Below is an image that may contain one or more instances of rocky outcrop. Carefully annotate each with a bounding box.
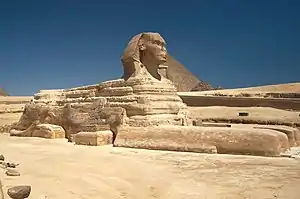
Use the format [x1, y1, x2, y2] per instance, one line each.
[74, 131, 113, 146]
[114, 126, 289, 156]
[190, 80, 214, 91]
[11, 100, 126, 141]
[7, 186, 31, 199]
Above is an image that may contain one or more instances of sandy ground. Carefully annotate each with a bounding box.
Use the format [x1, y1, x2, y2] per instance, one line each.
[0, 133, 300, 199]
[188, 106, 300, 124]
[0, 96, 32, 103]
[179, 82, 300, 96]
[0, 113, 23, 126]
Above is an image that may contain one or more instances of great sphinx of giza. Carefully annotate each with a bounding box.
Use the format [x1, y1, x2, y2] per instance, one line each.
[96, 32, 191, 127]
[10, 32, 292, 157]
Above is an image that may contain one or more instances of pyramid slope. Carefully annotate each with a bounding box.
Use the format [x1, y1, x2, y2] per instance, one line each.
[165, 55, 213, 92]
[0, 88, 8, 96]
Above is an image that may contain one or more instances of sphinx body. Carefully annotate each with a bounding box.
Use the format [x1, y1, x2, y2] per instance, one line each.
[97, 70, 191, 127]
[96, 32, 191, 127]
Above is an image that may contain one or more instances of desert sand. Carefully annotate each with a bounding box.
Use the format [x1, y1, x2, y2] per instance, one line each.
[179, 82, 300, 97]
[0, 133, 300, 199]
[189, 106, 300, 125]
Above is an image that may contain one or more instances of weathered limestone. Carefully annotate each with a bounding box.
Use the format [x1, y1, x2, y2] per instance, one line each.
[254, 126, 300, 147]
[5, 168, 20, 177]
[103, 32, 290, 156]
[96, 33, 192, 127]
[61, 103, 125, 141]
[10, 32, 292, 157]
[0, 97, 32, 130]
[7, 185, 31, 199]
[10, 100, 126, 141]
[10, 123, 65, 139]
[201, 122, 300, 147]
[31, 124, 65, 139]
[74, 131, 113, 146]
[114, 126, 289, 156]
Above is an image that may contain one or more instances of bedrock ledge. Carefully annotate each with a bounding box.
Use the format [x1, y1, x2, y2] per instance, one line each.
[113, 126, 290, 157]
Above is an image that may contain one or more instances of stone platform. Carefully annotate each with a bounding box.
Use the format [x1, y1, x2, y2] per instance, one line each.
[114, 126, 289, 157]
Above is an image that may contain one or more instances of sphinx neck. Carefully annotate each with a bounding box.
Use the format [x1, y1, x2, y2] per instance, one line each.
[141, 59, 162, 80]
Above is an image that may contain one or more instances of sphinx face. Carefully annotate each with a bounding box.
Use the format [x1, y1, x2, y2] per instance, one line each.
[142, 35, 168, 66]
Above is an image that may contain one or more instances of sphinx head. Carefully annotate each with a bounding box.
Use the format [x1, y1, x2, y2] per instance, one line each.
[121, 32, 168, 80]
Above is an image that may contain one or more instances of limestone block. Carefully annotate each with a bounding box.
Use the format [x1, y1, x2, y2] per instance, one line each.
[114, 126, 290, 157]
[63, 104, 126, 136]
[204, 123, 300, 147]
[64, 89, 96, 98]
[32, 124, 65, 139]
[99, 87, 133, 96]
[56, 97, 106, 106]
[254, 126, 299, 147]
[67, 84, 98, 91]
[132, 84, 177, 94]
[192, 118, 203, 126]
[74, 131, 113, 146]
[97, 79, 126, 91]
[125, 114, 188, 127]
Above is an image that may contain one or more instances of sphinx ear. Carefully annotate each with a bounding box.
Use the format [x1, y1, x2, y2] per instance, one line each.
[139, 44, 146, 51]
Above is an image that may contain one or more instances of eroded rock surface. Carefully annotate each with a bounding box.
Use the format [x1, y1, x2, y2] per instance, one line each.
[7, 185, 31, 199]
[74, 131, 113, 146]
[114, 126, 289, 156]
[9, 32, 293, 157]
[5, 168, 20, 177]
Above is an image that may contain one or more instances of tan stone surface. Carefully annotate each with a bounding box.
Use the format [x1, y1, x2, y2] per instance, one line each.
[96, 32, 192, 126]
[0, 113, 23, 126]
[61, 104, 125, 140]
[114, 126, 289, 157]
[1, 134, 300, 199]
[202, 122, 300, 147]
[32, 124, 65, 139]
[0, 96, 32, 127]
[179, 95, 300, 111]
[0, 96, 32, 103]
[26, 33, 192, 130]
[188, 106, 300, 126]
[7, 32, 295, 158]
[74, 131, 113, 146]
[0, 104, 26, 114]
[179, 82, 300, 97]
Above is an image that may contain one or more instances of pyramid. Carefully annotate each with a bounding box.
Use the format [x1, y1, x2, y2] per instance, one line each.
[165, 55, 213, 92]
[0, 88, 8, 96]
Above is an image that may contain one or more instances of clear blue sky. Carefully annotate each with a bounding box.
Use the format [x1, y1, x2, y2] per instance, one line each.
[0, 0, 299, 96]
